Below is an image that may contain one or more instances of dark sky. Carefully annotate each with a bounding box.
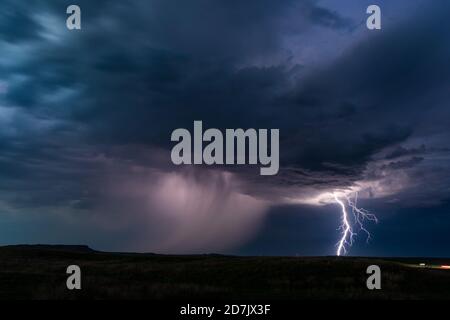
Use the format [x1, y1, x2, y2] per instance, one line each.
[0, 0, 449, 256]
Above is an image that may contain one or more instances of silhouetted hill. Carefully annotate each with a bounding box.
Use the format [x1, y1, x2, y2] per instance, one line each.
[3, 244, 96, 253]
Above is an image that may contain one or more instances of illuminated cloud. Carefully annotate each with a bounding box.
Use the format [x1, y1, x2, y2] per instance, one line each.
[82, 164, 269, 253]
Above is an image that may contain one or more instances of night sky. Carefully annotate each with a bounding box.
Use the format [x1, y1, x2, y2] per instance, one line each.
[0, 0, 449, 256]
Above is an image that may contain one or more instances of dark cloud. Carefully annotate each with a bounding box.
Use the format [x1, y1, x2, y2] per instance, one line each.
[384, 145, 426, 160]
[0, 2, 40, 43]
[381, 156, 424, 170]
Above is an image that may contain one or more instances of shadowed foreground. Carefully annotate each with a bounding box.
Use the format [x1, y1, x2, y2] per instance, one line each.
[0, 245, 449, 300]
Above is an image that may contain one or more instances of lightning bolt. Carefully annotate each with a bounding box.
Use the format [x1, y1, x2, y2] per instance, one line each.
[333, 192, 378, 256]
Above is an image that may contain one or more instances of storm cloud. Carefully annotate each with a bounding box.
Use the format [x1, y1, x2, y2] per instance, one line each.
[0, 0, 449, 254]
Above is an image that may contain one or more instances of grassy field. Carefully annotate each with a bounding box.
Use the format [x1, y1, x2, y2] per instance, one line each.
[0, 245, 449, 300]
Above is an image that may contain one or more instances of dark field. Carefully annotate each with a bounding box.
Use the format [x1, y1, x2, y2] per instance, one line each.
[0, 245, 449, 300]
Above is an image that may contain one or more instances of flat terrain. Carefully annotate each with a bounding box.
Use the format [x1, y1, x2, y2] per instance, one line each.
[0, 245, 449, 300]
